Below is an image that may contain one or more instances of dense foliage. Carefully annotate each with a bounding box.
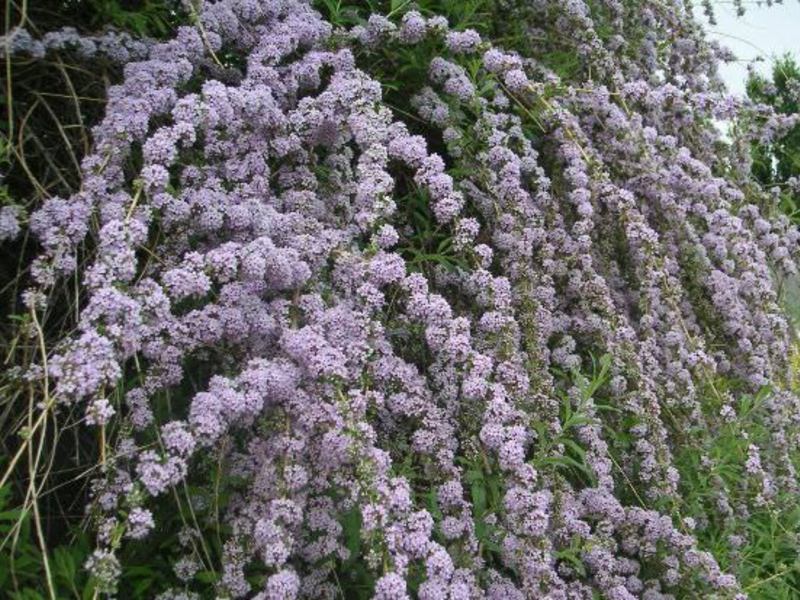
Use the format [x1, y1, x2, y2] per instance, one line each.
[2, 1, 800, 599]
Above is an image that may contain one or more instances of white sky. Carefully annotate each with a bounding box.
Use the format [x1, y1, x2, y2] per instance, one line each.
[702, 1, 800, 95]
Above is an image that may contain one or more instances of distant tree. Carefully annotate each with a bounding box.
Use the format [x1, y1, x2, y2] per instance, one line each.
[747, 55, 800, 221]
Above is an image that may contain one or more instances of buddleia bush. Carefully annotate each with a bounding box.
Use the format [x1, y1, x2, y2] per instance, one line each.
[3, 0, 800, 598]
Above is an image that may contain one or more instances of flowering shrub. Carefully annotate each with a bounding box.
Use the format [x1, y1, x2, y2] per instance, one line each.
[4, 0, 800, 598]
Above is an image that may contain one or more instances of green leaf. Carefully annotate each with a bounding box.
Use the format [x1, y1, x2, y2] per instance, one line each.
[342, 507, 362, 561]
[471, 479, 487, 517]
[53, 546, 77, 582]
[196, 570, 220, 584]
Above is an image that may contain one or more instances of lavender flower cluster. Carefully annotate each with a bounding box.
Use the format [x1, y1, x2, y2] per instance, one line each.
[16, 0, 800, 598]
[1, 25, 151, 63]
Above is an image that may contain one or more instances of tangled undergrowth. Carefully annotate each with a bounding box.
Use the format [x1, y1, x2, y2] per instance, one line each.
[2, 0, 800, 598]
